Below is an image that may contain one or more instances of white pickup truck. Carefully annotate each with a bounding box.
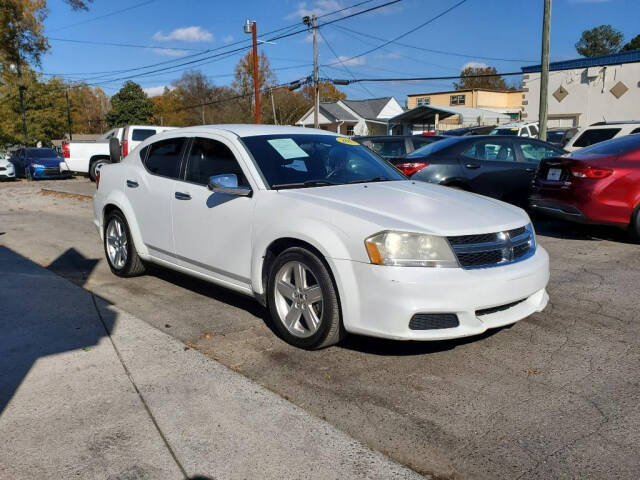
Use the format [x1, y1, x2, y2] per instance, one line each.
[63, 125, 175, 180]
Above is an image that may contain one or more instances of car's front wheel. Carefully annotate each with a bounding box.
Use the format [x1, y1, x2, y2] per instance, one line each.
[104, 210, 146, 277]
[268, 247, 344, 349]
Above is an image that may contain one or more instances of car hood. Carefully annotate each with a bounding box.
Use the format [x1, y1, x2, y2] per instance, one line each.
[281, 180, 529, 236]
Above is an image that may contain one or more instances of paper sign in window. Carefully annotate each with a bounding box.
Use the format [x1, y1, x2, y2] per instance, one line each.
[267, 139, 309, 160]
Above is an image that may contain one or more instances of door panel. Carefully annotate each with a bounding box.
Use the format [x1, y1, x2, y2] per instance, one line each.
[172, 136, 255, 288]
[459, 139, 520, 200]
[126, 137, 186, 261]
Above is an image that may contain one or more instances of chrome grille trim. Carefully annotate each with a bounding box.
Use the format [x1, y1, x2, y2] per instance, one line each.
[448, 224, 536, 269]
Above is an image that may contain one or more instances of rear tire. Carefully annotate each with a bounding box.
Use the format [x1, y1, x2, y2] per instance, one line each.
[104, 210, 146, 277]
[267, 247, 345, 349]
[89, 158, 108, 182]
[630, 205, 640, 242]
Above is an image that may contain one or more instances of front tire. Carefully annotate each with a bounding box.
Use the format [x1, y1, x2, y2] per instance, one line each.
[267, 247, 344, 349]
[104, 210, 146, 277]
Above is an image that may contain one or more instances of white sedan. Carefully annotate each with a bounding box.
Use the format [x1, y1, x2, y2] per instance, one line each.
[0, 155, 16, 180]
[93, 125, 549, 349]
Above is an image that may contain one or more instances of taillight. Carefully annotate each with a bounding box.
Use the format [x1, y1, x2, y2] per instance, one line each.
[95, 171, 100, 189]
[570, 166, 613, 179]
[62, 142, 70, 158]
[122, 139, 128, 157]
[396, 162, 429, 176]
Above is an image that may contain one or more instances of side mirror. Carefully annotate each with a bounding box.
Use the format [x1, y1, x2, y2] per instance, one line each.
[207, 173, 252, 197]
[109, 137, 121, 163]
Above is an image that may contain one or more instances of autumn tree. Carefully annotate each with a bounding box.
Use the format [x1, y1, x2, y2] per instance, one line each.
[575, 25, 624, 57]
[69, 85, 109, 134]
[264, 87, 311, 126]
[233, 51, 276, 122]
[453, 65, 508, 90]
[302, 81, 346, 103]
[105, 81, 154, 127]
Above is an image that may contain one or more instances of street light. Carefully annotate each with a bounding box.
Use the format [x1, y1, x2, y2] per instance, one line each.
[243, 19, 261, 124]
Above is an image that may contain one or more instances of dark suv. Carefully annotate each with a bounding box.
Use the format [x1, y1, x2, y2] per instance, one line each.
[404, 135, 565, 206]
[354, 135, 445, 162]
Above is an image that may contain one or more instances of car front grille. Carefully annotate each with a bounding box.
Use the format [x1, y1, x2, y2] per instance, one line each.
[476, 298, 527, 316]
[409, 313, 459, 330]
[0, 166, 6, 171]
[448, 225, 535, 269]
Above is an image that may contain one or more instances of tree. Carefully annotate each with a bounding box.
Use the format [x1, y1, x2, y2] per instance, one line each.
[621, 33, 640, 52]
[453, 65, 508, 90]
[69, 84, 109, 133]
[105, 81, 154, 127]
[233, 51, 276, 122]
[0, 0, 91, 66]
[302, 81, 346, 102]
[575, 25, 624, 57]
[264, 88, 311, 126]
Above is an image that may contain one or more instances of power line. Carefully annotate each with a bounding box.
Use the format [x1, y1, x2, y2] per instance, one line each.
[47, 0, 157, 32]
[332, 70, 525, 84]
[323, 0, 468, 68]
[47, 37, 205, 53]
[331, 24, 538, 63]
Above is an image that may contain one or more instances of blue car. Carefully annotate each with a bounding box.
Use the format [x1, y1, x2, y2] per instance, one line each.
[10, 148, 72, 180]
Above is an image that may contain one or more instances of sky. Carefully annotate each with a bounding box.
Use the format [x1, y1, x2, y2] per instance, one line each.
[39, 0, 640, 105]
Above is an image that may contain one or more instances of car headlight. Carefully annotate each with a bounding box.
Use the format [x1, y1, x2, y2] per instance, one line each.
[31, 163, 45, 168]
[365, 231, 459, 267]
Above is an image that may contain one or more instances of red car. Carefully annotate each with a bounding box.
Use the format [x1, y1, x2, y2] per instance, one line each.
[530, 134, 640, 238]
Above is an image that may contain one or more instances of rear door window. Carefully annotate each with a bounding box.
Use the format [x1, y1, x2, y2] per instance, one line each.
[517, 140, 563, 163]
[573, 128, 621, 148]
[144, 138, 186, 179]
[529, 125, 539, 137]
[184, 137, 249, 186]
[464, 140, 516, 162]
[630, 127, 640, 134]
[132, 129, 157, 142]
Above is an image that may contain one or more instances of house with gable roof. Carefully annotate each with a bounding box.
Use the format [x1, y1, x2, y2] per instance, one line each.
[295, 97, 404, 136]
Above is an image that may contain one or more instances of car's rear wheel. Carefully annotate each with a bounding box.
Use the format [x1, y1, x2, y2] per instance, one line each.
[90, 158, 108, 182]
[630, 205, 640, 242]
[104, 210, 146, 277]
[267, 247, 344, 349]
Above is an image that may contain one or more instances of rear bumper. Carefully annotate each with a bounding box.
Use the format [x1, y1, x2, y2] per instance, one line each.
[331, 247, 550, 341]
[529, 196, 588, 223]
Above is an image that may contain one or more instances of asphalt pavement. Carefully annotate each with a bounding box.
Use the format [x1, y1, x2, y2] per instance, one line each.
[1, 177, 638, 479]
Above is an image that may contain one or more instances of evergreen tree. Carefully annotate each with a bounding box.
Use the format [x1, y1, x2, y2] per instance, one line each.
[106, 81, 154, 127]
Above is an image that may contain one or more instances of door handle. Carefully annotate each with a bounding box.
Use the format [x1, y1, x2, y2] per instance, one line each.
[174, 191, 191, 200]
[525, 167, 536, 172]
[126, 180, 138, 188]
[465, 163, 480, 169]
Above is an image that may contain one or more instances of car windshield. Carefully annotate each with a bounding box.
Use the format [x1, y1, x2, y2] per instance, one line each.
[490, 128, 519, 136]
[405, 136, 461, 158]
[240, 134, 405, 189]
[26, 149, 60, 158]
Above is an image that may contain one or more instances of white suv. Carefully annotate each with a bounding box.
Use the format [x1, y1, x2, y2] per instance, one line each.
[93, 125, 549, 349]
[563, 121, 640, 152]
[490, 122, 539, 138]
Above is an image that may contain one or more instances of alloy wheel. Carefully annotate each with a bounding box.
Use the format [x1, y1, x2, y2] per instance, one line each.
[273, 261, 324, 338]
[105, 218, 128, 270]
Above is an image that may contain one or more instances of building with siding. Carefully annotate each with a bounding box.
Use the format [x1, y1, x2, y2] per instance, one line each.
[521, 50, 640, 127]
[406, 89, 523, 119]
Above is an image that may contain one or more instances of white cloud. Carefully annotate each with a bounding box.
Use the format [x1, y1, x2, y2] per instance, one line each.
[153, 48, 189, 57]
[153, 26, 213, 42]
[143, 86, 173, 97]
[223, 35, 233, 44]
[462, 61, 488, 70]
[333, 55, 365, 66]
[287, 0, 342, 19]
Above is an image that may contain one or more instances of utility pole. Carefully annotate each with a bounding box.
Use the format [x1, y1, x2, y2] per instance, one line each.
[244, 19, 261, 124]
[16, 58, 28, 146]
[538, 0, 552, 141]
[312, 15, 319, 129]
[65, 88, 73, 141]
[303, 15, 319, 128]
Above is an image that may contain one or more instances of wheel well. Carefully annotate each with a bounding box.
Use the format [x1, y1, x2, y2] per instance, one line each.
[103, 204, 122, 225]
[260, 237, 339, 302]
[90, 155, 109, 164]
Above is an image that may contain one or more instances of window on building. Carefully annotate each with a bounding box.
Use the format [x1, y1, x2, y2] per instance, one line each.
[450, 95, 465, 105]
[416, 97, 431, 106]
[346, 125, 355, 136]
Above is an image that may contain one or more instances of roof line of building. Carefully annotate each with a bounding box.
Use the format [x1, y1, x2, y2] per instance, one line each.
[408, 88, 523, 97]
[521, 49, 640, 73]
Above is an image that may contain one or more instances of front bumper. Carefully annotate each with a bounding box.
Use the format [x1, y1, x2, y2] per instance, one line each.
[0, 167, 15, 179]
[331, 246, 549, 340]
[31, 166, 72, 179]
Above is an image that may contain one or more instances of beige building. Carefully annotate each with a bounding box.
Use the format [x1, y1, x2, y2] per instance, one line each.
[407, 89, 523, 118]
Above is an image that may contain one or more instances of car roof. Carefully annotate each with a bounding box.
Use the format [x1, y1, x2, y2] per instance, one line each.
[494, 122, 537, 128]
[161, 124, 339, 138]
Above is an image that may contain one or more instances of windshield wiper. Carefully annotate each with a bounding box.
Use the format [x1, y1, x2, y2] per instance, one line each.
[271, 180, 340, 190]
[347, 177, 389, 184]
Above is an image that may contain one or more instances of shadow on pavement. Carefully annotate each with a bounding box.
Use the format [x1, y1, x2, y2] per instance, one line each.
[532, 215, 635, 244]
[0, 246, 110, 415]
